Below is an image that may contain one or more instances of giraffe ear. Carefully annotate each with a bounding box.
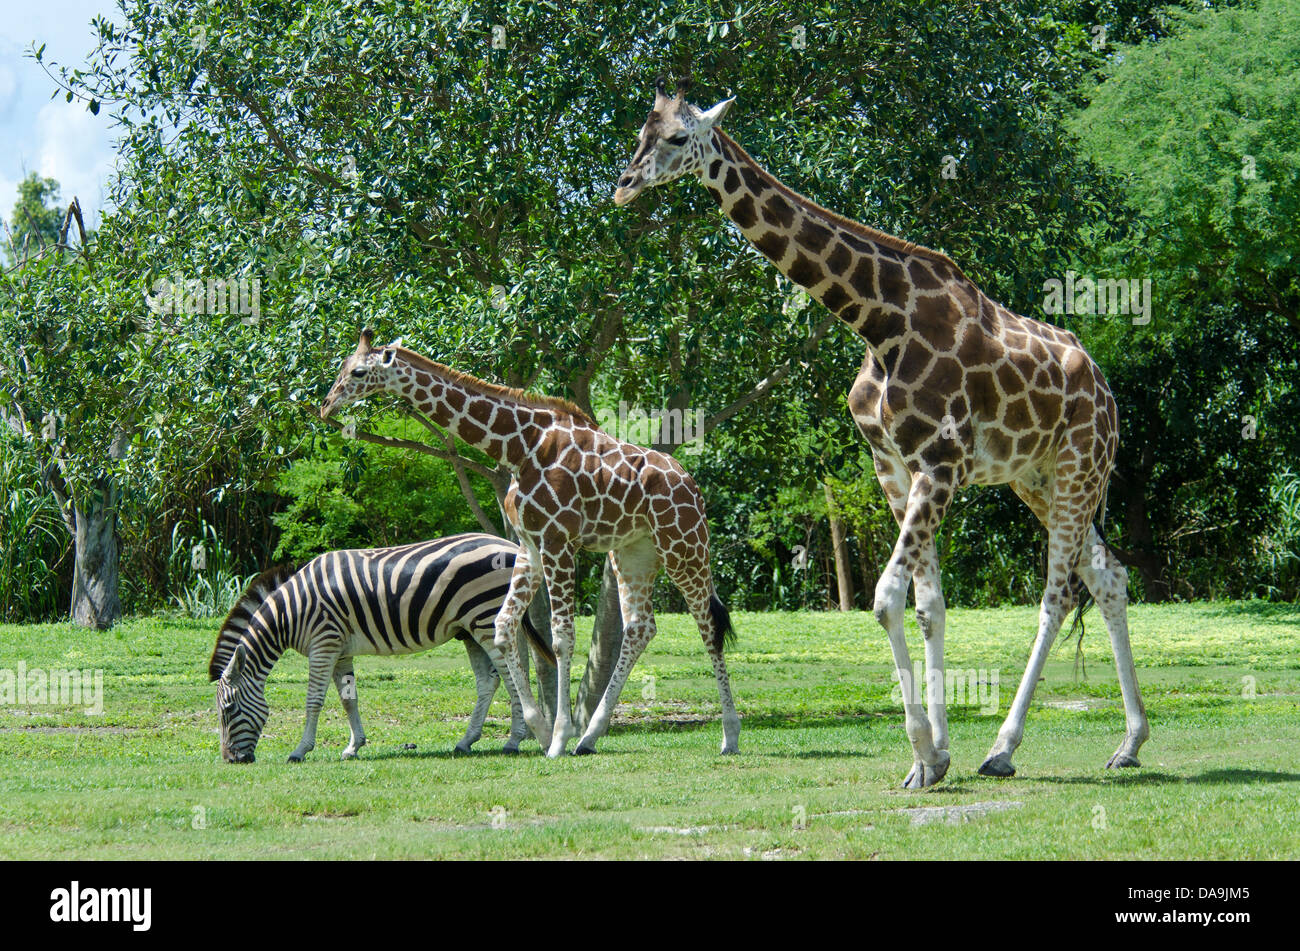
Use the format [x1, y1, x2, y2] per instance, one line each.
[380, 347, 396, 366]
[696, 97, 735, 130]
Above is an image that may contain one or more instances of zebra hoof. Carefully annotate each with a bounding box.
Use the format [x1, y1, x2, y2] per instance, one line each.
[287, 753, 304, 763]
[1106, 753, 1141, 769]
[573, 743, 597, 756]
[452, 744, 472, 756]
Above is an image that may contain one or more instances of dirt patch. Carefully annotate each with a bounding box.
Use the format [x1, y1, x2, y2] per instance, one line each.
[896, 800, 1024, 826]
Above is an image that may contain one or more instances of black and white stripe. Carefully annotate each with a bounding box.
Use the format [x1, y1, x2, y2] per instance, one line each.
[210, 533, 553, 763]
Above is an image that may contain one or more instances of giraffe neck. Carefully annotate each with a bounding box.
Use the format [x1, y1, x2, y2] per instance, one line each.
[382, 352, 566, 470]
[700, 129, 967, 358]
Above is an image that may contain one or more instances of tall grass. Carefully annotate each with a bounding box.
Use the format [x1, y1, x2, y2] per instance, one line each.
[0, 434, 68, 621]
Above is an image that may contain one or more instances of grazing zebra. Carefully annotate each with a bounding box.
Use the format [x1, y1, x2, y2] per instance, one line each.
[209, 533, 554, 763]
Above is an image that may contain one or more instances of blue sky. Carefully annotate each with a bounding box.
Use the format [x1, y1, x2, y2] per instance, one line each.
[0, 2, 120, 231]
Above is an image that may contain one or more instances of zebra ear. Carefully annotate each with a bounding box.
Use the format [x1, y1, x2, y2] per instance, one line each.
[225, 643, 248, 682]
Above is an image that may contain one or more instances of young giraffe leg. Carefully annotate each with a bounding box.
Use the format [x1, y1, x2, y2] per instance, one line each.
[875, 471, 952, 788]
[574, 537, 660, 755]
[540, 545, 579, 758]
[289, 633, 343, 762]
[980, 482, 1092, 777]
[1075, 525, 1149, 768]
[455, 635, 499, 754]
[333, 656, 366, 760]
[492, 542, 551, 748]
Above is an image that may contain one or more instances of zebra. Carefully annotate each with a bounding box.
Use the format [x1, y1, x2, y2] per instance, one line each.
[208, 533, 554, 762]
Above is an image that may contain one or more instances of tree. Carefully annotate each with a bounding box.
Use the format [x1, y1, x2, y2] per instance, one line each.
[1068, 0, 1300, 598]
[3, 175, 65, 266]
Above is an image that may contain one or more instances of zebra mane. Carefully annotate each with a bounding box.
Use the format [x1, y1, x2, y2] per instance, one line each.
[207, 563, 297, 681]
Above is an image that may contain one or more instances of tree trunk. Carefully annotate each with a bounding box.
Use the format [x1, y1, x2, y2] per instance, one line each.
[825, 483, 855, 611]
[70, 483, 122, 629]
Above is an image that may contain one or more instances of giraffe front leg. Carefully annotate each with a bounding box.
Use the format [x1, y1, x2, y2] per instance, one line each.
[333, 656, 366, 760]
[493, 544, 551, 749]
[877, 475, 950, 789]
[540, 547, 578, 758]
[290, 640, 341, 762]
[456, 635, 501, 754]
[914, 544, 948, 753]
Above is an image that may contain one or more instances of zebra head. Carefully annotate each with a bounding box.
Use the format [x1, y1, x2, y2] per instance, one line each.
[320, 327, 400, 420]
[216, 642, 267, 763]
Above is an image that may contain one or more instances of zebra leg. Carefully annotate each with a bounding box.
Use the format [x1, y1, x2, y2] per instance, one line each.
[456, 636, 499, 754]
[333, 656, 366, 760]
[289, 637, 341, 762]
[470, 622, 532, 753]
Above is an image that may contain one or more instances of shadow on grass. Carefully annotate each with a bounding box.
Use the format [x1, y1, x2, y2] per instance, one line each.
[1188, 601, 1300, 626]
[1026, 767, 1300, 787]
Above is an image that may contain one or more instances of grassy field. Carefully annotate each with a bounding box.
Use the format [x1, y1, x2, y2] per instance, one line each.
[1, 602, 1297, 860]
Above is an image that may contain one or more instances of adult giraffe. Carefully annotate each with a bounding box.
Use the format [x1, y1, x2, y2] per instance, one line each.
[614, 80, 1148, 787]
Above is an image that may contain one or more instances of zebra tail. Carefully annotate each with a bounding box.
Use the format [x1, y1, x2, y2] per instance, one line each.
[207, 563, 296, 681]
[520, 613, 557, 667]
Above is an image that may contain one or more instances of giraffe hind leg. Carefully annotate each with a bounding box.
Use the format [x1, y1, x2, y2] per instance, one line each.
[1075, 525, 1149, 768]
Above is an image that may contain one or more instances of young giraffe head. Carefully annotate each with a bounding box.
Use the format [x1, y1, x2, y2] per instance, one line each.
[320, 328, 401, 419]
[613, 79, 734, 206]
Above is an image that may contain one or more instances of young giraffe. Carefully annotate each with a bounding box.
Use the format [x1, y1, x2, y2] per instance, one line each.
[321, 330, 741, 759]
[614, 81, 1148, 787]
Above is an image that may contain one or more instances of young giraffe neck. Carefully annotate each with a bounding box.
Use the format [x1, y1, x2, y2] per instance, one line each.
[700, 129, 971, 358]
[381, 350, 577, 470]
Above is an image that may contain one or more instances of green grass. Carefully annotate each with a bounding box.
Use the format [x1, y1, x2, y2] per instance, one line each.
[1, 602, 1297, 859]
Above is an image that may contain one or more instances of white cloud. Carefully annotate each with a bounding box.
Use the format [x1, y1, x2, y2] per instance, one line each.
[34, 98, 115, 224]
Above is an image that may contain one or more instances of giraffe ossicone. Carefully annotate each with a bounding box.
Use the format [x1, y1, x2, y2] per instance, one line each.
[322, 330, 741, 758]
[616, 84, 1149, 788]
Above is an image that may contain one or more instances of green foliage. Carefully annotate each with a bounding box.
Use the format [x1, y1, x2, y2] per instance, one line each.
[272, 420, 500, 563]
[3, 174, 64, 263]
[0, 430, 68, 621]
[166, 517, 250, 620]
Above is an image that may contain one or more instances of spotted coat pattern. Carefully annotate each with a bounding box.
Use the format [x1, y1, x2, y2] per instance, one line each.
[614, 84, 1148, 786]
[322, 331, 741, 758]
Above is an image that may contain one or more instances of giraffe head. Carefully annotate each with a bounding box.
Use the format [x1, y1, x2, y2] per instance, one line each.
[613, 79, 734, 206]
[320, 328, 400, 419]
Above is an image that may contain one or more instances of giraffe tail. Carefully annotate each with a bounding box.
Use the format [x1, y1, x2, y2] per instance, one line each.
[709, 593, 737, 652]
[520, 613, 557, 667]
[1063, 477, 1113, 677]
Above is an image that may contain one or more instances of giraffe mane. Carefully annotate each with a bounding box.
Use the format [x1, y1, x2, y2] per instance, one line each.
[713, 129, 968, 279]
[392, 348, 598, 427]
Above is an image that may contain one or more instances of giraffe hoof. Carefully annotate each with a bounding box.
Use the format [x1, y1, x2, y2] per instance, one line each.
[978, 753, 1016, 778]
[573, 743, 597, 756]
[452, 744, 472, 756]
[1106, 753, 1141, 769]
[902, 751, 950, 789]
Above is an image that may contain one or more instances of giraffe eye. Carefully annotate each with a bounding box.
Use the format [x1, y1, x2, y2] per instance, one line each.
[665, 133, 688, 146]
[350, 367, 367, 378]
